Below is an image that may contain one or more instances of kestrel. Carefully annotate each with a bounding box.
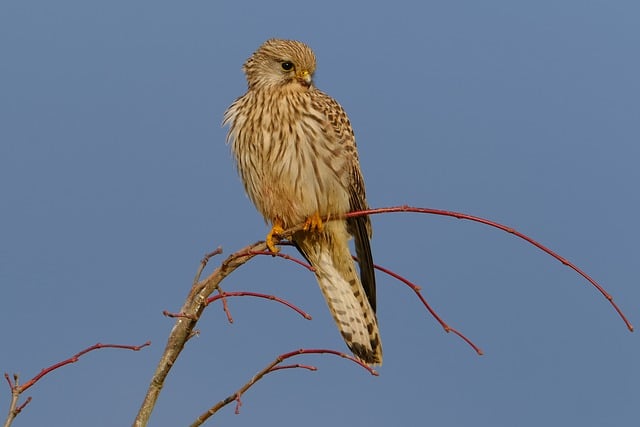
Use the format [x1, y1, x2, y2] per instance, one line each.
[224, 39, 382, 364]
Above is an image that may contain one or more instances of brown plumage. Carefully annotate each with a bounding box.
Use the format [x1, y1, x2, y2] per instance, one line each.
[224, 39, 381, 364]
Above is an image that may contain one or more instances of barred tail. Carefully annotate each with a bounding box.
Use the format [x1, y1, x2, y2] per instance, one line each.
[294, 221, 382, 365]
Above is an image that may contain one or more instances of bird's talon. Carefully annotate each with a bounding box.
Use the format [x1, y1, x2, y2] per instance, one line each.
[266, 223, 284, 253]
[303, 213, 324, 232]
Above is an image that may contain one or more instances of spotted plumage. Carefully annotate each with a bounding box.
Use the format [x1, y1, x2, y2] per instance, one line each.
[224, 39, 381, 364]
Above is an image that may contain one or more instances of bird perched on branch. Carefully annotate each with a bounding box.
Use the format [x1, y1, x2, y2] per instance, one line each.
[224, 39, 382, 365]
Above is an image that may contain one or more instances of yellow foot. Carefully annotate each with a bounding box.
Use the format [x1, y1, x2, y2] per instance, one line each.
[266, 220, 284, 253]
[303, 212, 324, 232]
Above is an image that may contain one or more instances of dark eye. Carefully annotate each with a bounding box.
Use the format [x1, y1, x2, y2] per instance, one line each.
[281, 61, 294, 71]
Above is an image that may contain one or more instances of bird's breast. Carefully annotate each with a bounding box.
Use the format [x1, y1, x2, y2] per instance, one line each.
[229, 92, 350, 228]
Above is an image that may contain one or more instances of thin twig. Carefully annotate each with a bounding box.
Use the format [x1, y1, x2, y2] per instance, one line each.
[3, 342, 150, 427]
[189, 246, 222, 298]
[217, 287, 234, 323]
[366, 260, 483, 355]
[134, 241, 268, 426]
[236, 250, 316, 272]
[190, 348, 377, 426]
[135, 205, 633, 425]
[346, 205, 633, 332]
[162, 310, 198, 320]
[269, 364, 317, 372]
[10, 342, 151, 394]
[206, 291, 312, 320]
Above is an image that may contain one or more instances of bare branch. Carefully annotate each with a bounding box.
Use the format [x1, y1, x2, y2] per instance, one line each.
[269, 363, 318, 372]
[135, 238, 322, 425]
[346, 205, 634, 332]
[206, 291, 312, 320]
[190, 348, 377, 426]
[244, 249, 316, 272]
[135, 204, 633, 425]
[367, 260, 483, 355]
[9, 342, 150, 394]
[194, 247, 223, 286]
[134, 241, 268, 426]
[162, 310, 198, 320]
[217, 287, 234, 323]
[3, 342, 149, 427]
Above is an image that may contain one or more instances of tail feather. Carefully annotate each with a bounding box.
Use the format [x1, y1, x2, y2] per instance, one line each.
[294, 221, 382, 365]
[349, 215, 376, 311]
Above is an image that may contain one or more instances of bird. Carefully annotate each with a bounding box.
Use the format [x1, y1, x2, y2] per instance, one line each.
[223, 39, 382, 365]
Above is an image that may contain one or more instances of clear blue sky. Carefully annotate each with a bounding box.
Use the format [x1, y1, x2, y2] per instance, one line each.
[1, 2, 638, 426]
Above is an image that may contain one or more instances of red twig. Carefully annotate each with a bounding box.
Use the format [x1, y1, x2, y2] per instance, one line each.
[206, 291, 312, 320]
[234, 393, 242, 415]
[13, 396, 32, 414]
[346, 205, 634, 332]
[269, 363, 318, 372]
[217, 288, 234, 323]
[8, 341, 151, 394]
[191, 348, 376, 426]
[235, 250, 316, 272]
[4, 341, 150, 427]
[3, 374, 12, 389]
[163, 290, 312, 321]
[372, 262, 483, 355]
[274, 348, 378, 376]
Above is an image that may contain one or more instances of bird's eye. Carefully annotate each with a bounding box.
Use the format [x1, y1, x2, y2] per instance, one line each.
[281, 61, 294, 71]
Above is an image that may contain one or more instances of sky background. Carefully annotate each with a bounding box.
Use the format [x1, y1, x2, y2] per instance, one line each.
[1, 1, 638, 426]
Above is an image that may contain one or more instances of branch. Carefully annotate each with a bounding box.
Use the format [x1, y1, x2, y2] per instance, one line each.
[192, 247, 223, 286]
[239, 250, 315, 272]
[346, 205, 633, 332]
[190, 348, 377, 426]
[3, 342, 150, 427]
[163, 291, 312, 322]
[134, 233, 327, 424]
[206, 291, 312, 320]
[135, 204, 633, 425]
[369, 260, 483, 355]
[13, 342, 151, 394]
[134, 241, 268, 426]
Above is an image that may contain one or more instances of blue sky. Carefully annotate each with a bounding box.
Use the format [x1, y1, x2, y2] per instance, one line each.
[1, 1, 638, 426]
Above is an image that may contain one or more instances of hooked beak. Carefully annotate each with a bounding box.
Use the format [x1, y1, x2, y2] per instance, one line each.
[296, 69, 312, 86]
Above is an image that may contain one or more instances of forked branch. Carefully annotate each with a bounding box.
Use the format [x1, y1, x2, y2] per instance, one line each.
[190, 348, 377, 426]
[134, 241, 271, 426]
[346, 205, 633, 332]
[163, 291, 312, 321]
[134, 204, 632, 426]
[3, 341, 150, 427]
[369, 260, 484, 355]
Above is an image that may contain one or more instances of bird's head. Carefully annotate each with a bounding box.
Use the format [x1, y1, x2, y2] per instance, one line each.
[243, 39, 317, 90]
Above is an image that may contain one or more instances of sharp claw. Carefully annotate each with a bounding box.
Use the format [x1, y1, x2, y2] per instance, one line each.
[266, 222, 284, 253]
[303, 212, 324, 232]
